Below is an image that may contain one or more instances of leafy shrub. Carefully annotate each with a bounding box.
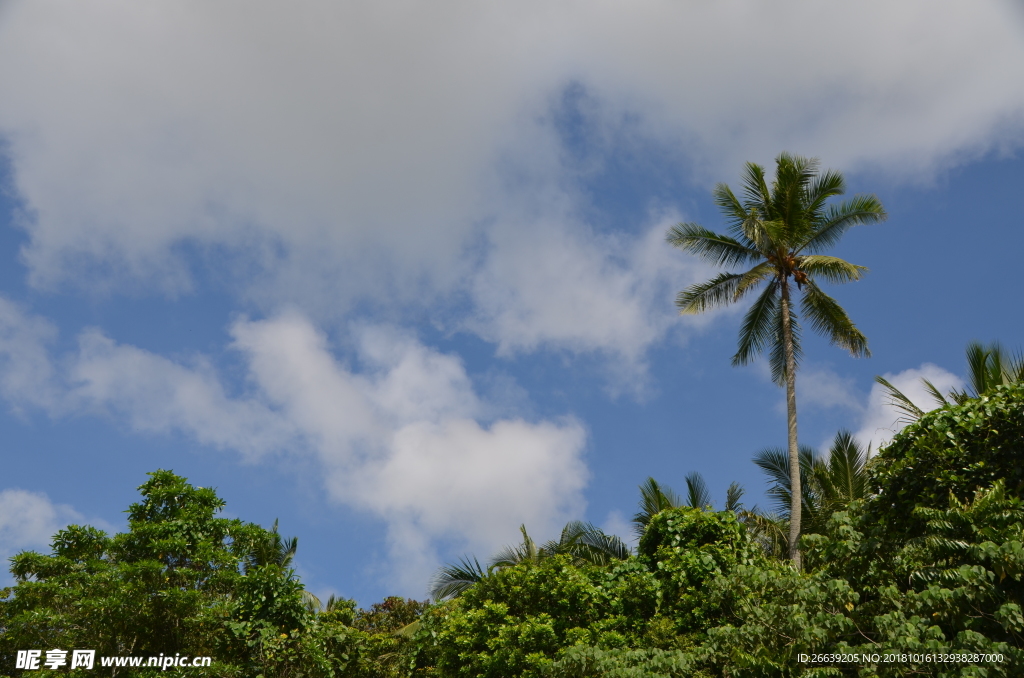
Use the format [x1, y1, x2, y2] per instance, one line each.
[868, 383, 1024, 535]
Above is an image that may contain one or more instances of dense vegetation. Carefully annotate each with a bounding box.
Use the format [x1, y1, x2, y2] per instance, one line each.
[2, 381, 1022, 676]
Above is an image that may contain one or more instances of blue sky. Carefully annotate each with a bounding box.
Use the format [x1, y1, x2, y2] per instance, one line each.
[1, 0, 1023, 604]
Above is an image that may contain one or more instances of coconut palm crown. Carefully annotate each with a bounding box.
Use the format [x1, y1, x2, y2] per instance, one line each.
[668, 152, 886, 567]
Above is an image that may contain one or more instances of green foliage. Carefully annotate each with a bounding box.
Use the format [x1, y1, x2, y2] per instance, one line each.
[418, 555, 662, 678]
[868, 382, 1024, 537]
[0, 470, 350, 677]
[700, 563, 859, 675]
[416, 385, 1024, 676]
[633, 477, 682, 538]
[750, 429, 870, 555]
[352, 597, 429, 635]
[638, 507, 760, 634]
[543, 646, 702, 678]
[801, 497, 1024, 675]
[431, 522, 629, 600]
[417, 509, 756, 678]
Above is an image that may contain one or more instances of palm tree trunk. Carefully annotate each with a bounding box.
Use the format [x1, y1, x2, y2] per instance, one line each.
[779, 279, 802, 569]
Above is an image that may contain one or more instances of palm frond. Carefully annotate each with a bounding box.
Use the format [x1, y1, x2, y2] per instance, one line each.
[1007, 348, 1024, 383]
[633, 477, 680, 537]
[799, 255, 868, 285]
[925, 378, 954, 405]
[755, 430, 870, 539]
[738, 509, 789, 559]
[757, 218, 790, 254]
[666, 223, 761, 267]
[753, 445, 819, 519]
[734, 163, 779, 256]
[965, 341, 993, 396]
[725, 482, 745, 513]
[675, 273, 745, 315]
[732, 280, 779, 367]
[874, 375, 925, 425]
[244, 518, 299, 572]
[771, 153, 818, 244]
[555, 520, 631, 565]
[712, 182, 751, 236]
[962, 340, 1024, 397]
[799, 281, 869, 358]
[491, 525, 540, 568]
[752, 447, 794, 516]
[684, 472, 713, 509]
[799, 194, 887, 253]
[323, 594, 350, 614]
[804, 168, 846, 215]
[818, 430, 868, 511]
[393, 620, 422, 639]
[429, 555, 487, 600]
[712, 182, 765, 248]
[302, 589, 322, 613]
[734, 262, 774, 297]
[739, 161, 771, 214]
[985, 344, 1012, 390]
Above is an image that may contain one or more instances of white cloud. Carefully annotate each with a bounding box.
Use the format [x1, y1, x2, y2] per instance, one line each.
[356, 418, 587, 592]
[756, 361, 866, 420]
[0, 489, 86, 585]
[797, 367, 865, 413]
[466, 214, 707, 373]
[231, 314, 589, 593]
[69, 330, 299, 458]
[0, 298, 61, 413]
[855, 364, 964, 451]
[1, 0, 1022, 363]
[0, 302, 589, 596]
[0, 489, 81, 552]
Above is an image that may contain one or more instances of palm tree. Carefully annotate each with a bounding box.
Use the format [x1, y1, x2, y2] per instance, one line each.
[633, 477, 682, 538]
[877, 341, 1024, 425]
[430, 521, 629, 600]
[244, 519, 325, 611]
[753, 429, 869, 546]
[244, 518, 298, 571]
[683, 472, 714, 510]
[632, 474, 748, 539]
[724, 482, 745, 513]
[668, 153, 885, 567]
[429, 556, 489, 601]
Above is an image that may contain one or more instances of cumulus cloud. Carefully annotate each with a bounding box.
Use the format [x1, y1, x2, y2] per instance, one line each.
[231, 314, 588, 593]
[0, 298, 61, 413]
[797, 366, 865, 414]
[855, 364, 964, 451]
[0, 303, 588, 595]
[467, 214, 707, 370]
[1, 0, 1022, 364]
[0, 488, 90, 585]
[69, 330, 299, 458]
